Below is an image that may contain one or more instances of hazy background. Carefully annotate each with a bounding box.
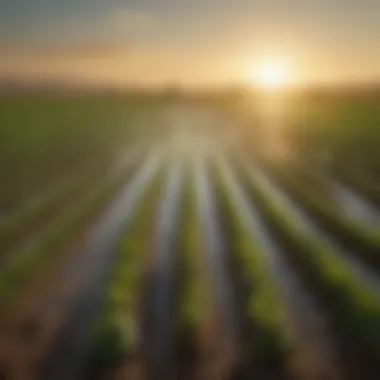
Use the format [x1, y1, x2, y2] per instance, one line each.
[1, 0, 379, 90]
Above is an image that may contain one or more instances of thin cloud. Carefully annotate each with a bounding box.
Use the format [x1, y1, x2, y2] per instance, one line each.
[0, 43, 130, 60]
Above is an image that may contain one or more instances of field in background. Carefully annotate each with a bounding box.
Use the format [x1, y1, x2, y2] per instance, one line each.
[0, 92, 379, 380]
[229, 93, 380, 169]
[0, 95, 167, 212]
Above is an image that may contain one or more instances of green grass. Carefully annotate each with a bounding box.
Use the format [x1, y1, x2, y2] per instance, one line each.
[234, 95, 380, 180]
[0, 96, 163, 211]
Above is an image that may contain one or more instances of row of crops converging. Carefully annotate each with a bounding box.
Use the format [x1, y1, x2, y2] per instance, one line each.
[69, 152, 380, 379]
[1, 147, 380, 380]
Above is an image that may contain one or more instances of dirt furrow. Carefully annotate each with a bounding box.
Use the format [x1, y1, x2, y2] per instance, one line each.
[219, 157, 343, 380]
[193, 155, 245, 378]
[0, 150, 163, 380]
[241, 155, 380, 294]
[329, 179, 380, 226]
[145, 158, 184, 380]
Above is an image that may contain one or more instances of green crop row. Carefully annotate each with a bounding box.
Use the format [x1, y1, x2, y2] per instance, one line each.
[269, 165, 380, 272]
[238, 163, 380, 365]
[175, 169, 208, 354]
[0, 158, 113, 254]
[265, 157, 334, 203]
[212, 164, 295, 368]
[0, 159, 139, 306]
[338, 168, 380, 209]
[90, 168, 164, 365]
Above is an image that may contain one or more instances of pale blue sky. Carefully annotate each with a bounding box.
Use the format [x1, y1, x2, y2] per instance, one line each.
[1, 0, 379, 87]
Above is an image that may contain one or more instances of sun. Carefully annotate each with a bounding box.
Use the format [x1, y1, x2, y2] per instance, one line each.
[251, 61, 290, 90]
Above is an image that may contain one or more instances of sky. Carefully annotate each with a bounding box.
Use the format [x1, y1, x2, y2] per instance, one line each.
[0, 0, 379, 88]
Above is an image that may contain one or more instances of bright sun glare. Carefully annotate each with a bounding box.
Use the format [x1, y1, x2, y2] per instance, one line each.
[252, 62, 290, 90]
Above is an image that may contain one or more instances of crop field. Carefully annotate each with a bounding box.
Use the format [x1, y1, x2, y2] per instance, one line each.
[0, 93, 379, 380]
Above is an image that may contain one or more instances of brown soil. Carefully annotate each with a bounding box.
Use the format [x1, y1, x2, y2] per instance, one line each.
[100, 197, 242, 380]
[0, 175, 131, 380]
[0, 226, 91, 380]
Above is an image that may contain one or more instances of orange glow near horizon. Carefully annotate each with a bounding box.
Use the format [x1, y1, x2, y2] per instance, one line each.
[249, 61, 294, 91]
